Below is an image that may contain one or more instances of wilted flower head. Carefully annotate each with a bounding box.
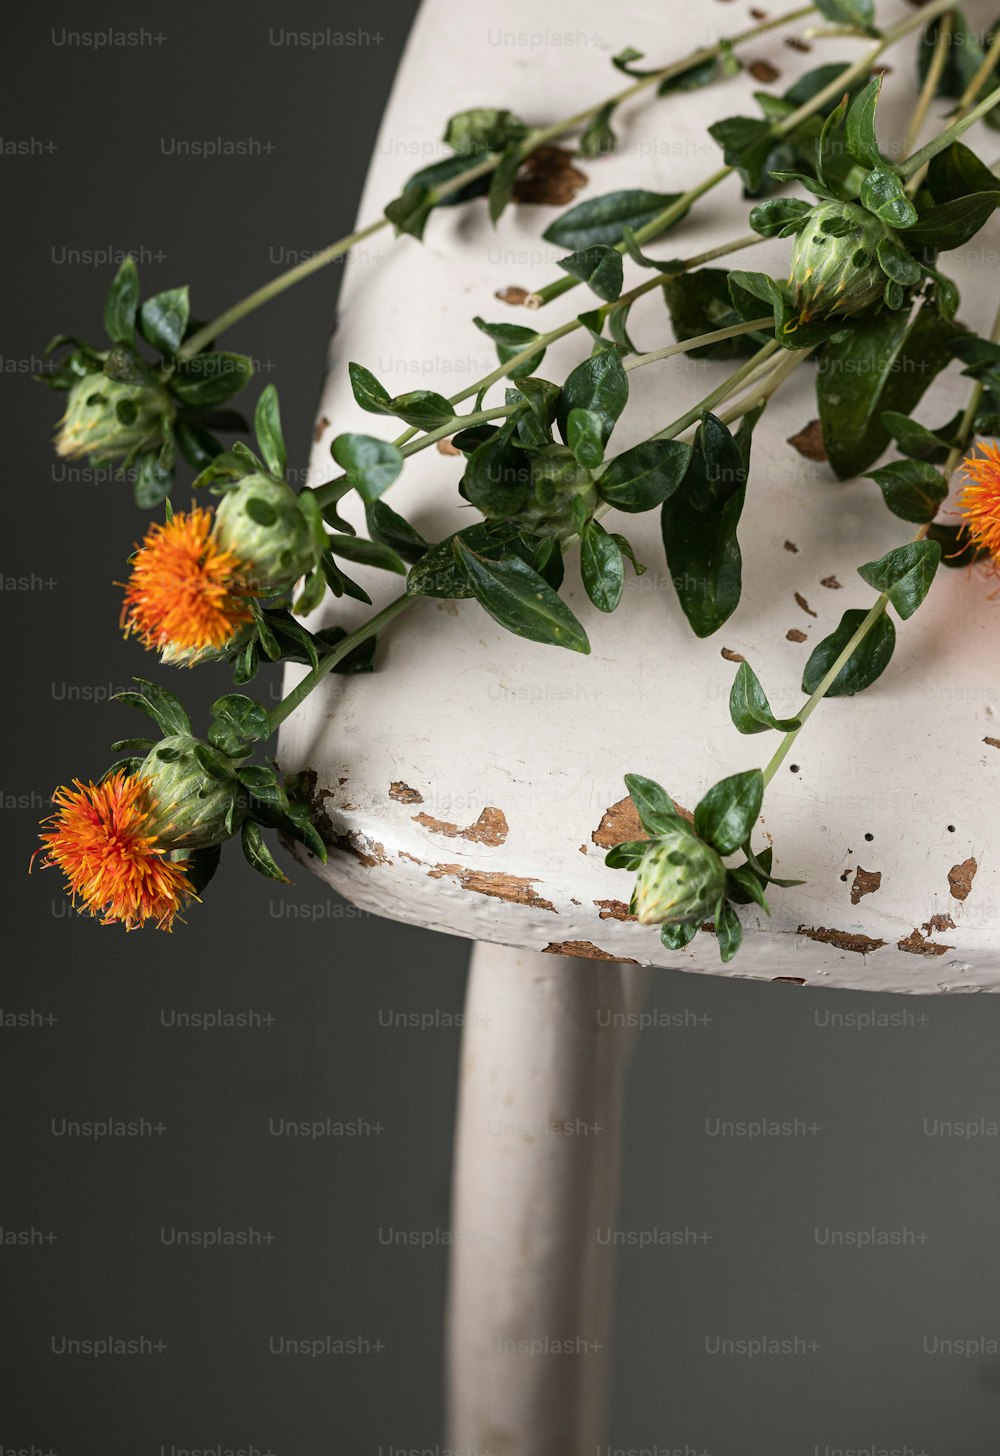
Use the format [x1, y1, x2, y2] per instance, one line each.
[958, 441, 1000, 566]
[36, 772, 196, 931]
[632, 830, 726, 926]
[56, 372, 172, 463]
[122, 506, 255, 661]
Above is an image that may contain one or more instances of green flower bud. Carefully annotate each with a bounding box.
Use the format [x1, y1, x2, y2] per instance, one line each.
[159, 624, 254, 670]
[56, 372, 173, 462]
[516, 446, 597, 540]
[787, 201, 893, 327]
[141, 734, 245, 850]
[633, 830, 726, 927]
[213, 474, 315, 593]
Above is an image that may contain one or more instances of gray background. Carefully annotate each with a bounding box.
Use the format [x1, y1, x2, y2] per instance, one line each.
[4, 4, 1000, 1453]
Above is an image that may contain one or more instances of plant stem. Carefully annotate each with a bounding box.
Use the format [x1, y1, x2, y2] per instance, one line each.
[901, 10, 953, 162]
[906, 23, 1000, 192]
[900, 80, 1000, 181]
[527, 0, 960, 313]
[268, 593, 412, 731]
[624, 317, 773, 372]
[176, 7, 815, 362]
[653, 338, 782, 440]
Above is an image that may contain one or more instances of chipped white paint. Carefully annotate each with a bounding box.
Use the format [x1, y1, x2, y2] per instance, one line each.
[278, 0, 1000, 994]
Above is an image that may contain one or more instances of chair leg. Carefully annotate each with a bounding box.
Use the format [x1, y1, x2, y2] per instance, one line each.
[445, 941, 643, 1454]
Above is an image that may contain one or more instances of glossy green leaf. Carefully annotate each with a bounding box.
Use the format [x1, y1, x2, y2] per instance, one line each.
[694, 769, 764, 856]
[444, 107, 526, 155]
[879, 410, 958, 463]
[597, 438, 690, 512]
[461, 417, 531, 516]
[556, 350, 628, 445]
[208, 694, 271, 755]
[473, 317, 545, 378]
[844, 77, 883, 169]
[708, 116, 776, 192]
[241, 819, 289, 883]
[857, 539, 941, 619]
[816, 302, 956, 478]
[864, 459, 948, 522]
[860, 167, 918, 228]
[729, 661, 801, 734]
[662, 268, 760, 360]
[566, 408, 604, 469]
[330, 433, 404, 504]
[327, 534, 406, 575]
[542, 189, 686, 250]
[170, 352, 254, 408]
[748, 197, 812, 237]
[661, 920, 699, 951]
[133, 450, 173, 510]
[113, 678, 191, 736]
[103, 257, 139, 344]
[488, 140, 522, 225]
[454, 542, 590, 652]
[579, 102, 617, 157]
[580, 520, 624, 612]
[624, 773, 691, 836]
[254, 385, 286, 478]
[365, 499, 428, 564]
[557, 244, 624, 302]
[801, 608, 896, 695]
[139, 287, 190, 357]
[813, 0, 874, 26]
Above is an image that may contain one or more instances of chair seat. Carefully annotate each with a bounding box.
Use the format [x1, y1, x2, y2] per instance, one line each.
[278, 0, 1000, 992]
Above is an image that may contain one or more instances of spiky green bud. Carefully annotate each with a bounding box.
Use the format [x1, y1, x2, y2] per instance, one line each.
[141, 735, 245, 850]
[632, 831, 726, 927]
[56, 372, 173, 463]
[213, 474, 315, 593]
[787, 200, 893, 326]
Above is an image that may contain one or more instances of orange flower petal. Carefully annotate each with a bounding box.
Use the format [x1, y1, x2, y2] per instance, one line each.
[36, 773, 195, 931]
[959, 441, 1000, 564]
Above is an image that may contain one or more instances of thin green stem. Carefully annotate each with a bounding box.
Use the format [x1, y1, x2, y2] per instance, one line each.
[624, 317, 773, 372]
[653, 338, 782, 441]
[900, 81, 1000, 181]
[268, 593, 411, 731]
[178, 7, 815, 361]
[901, 10, 954, 163]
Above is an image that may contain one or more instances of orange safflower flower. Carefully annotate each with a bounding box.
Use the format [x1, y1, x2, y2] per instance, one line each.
[959, 441, 1000, 564]
[36, 773, 194, 931]
[121, 507, 254, 657]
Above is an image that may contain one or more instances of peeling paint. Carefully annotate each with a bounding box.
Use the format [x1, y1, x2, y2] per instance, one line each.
[592, 794, 692, 849]
[948, 858, 978, 902]
[427, 863, 556, 912]
[594, 899, 635, 922]
[898, 929, 953, 957]
[922, 913, 956, 934]
[772, 976, 807, 985]
[331, 831, 391, 868]
[850, 867, 882, 905]
[389, 781, 424, 804]
[543, 940, 637, 963]
[797, 925, 885, 954]
[413, 806, 509, 846]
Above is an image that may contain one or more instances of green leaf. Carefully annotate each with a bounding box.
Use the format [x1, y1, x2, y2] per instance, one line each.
[461, 417, 531, 517]
[444, 107, 526, 155]
[624, 773, 691, 836]
[661, 920, 699, 951]
[557, 351, 628, 445]
[860, 167, 918, 228]
[729, 661, 801, 735]
[748, 197, 812, 237]
[347, 364, 453, 429]
[876, 234, 921, 286]
[926, 520, 985, 568]
[241, 819, 290, 883]
[170, 352, 254, 408]
[662, 268, 761, 360]
[366, 499, 428, 564]
[816, 302, 956, 478]
[139, 286, 190, 357]
[844, 77, 883, 170]
[605, 839, 649, 871]
[726, 863, 770, 912]
[133, 450, 174, 510]
[327, 533, 406, 575]
[917, 10, 989, 102]
[925, 141, 1000, 203]
[566, 408, 604, 469]
[330, 434, 404, 504]
[208, 694, 271, 755]
[454, 543, 590, 652]
[857, 539, 941, 619]
[814, 0, 874, 26]
[113, 678, 191, 736]
[661, 413, 750, 638]
[597, 438, 690, 512]
[879, 411, 957, 464]
[103, 257, 139, 344]
[864, 459, 948, 522]
[383, 153, 492, 239]
[488, 140, 523, 225]
[254, 385, 286, 478]
[557, 244, 624, 302]
[694, 769, 764, 856]
[406, 522, 521, 600]
[542, 189, 686, 250]
[580, 520, 624, 612]
[708, 116, 776, 192]
[902, 191, 1000, 251]
[473, 317, 545, 379]
[715, 902, 744, 963]
[801, 608, 896, 696]
[579, 102, 617, 157]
